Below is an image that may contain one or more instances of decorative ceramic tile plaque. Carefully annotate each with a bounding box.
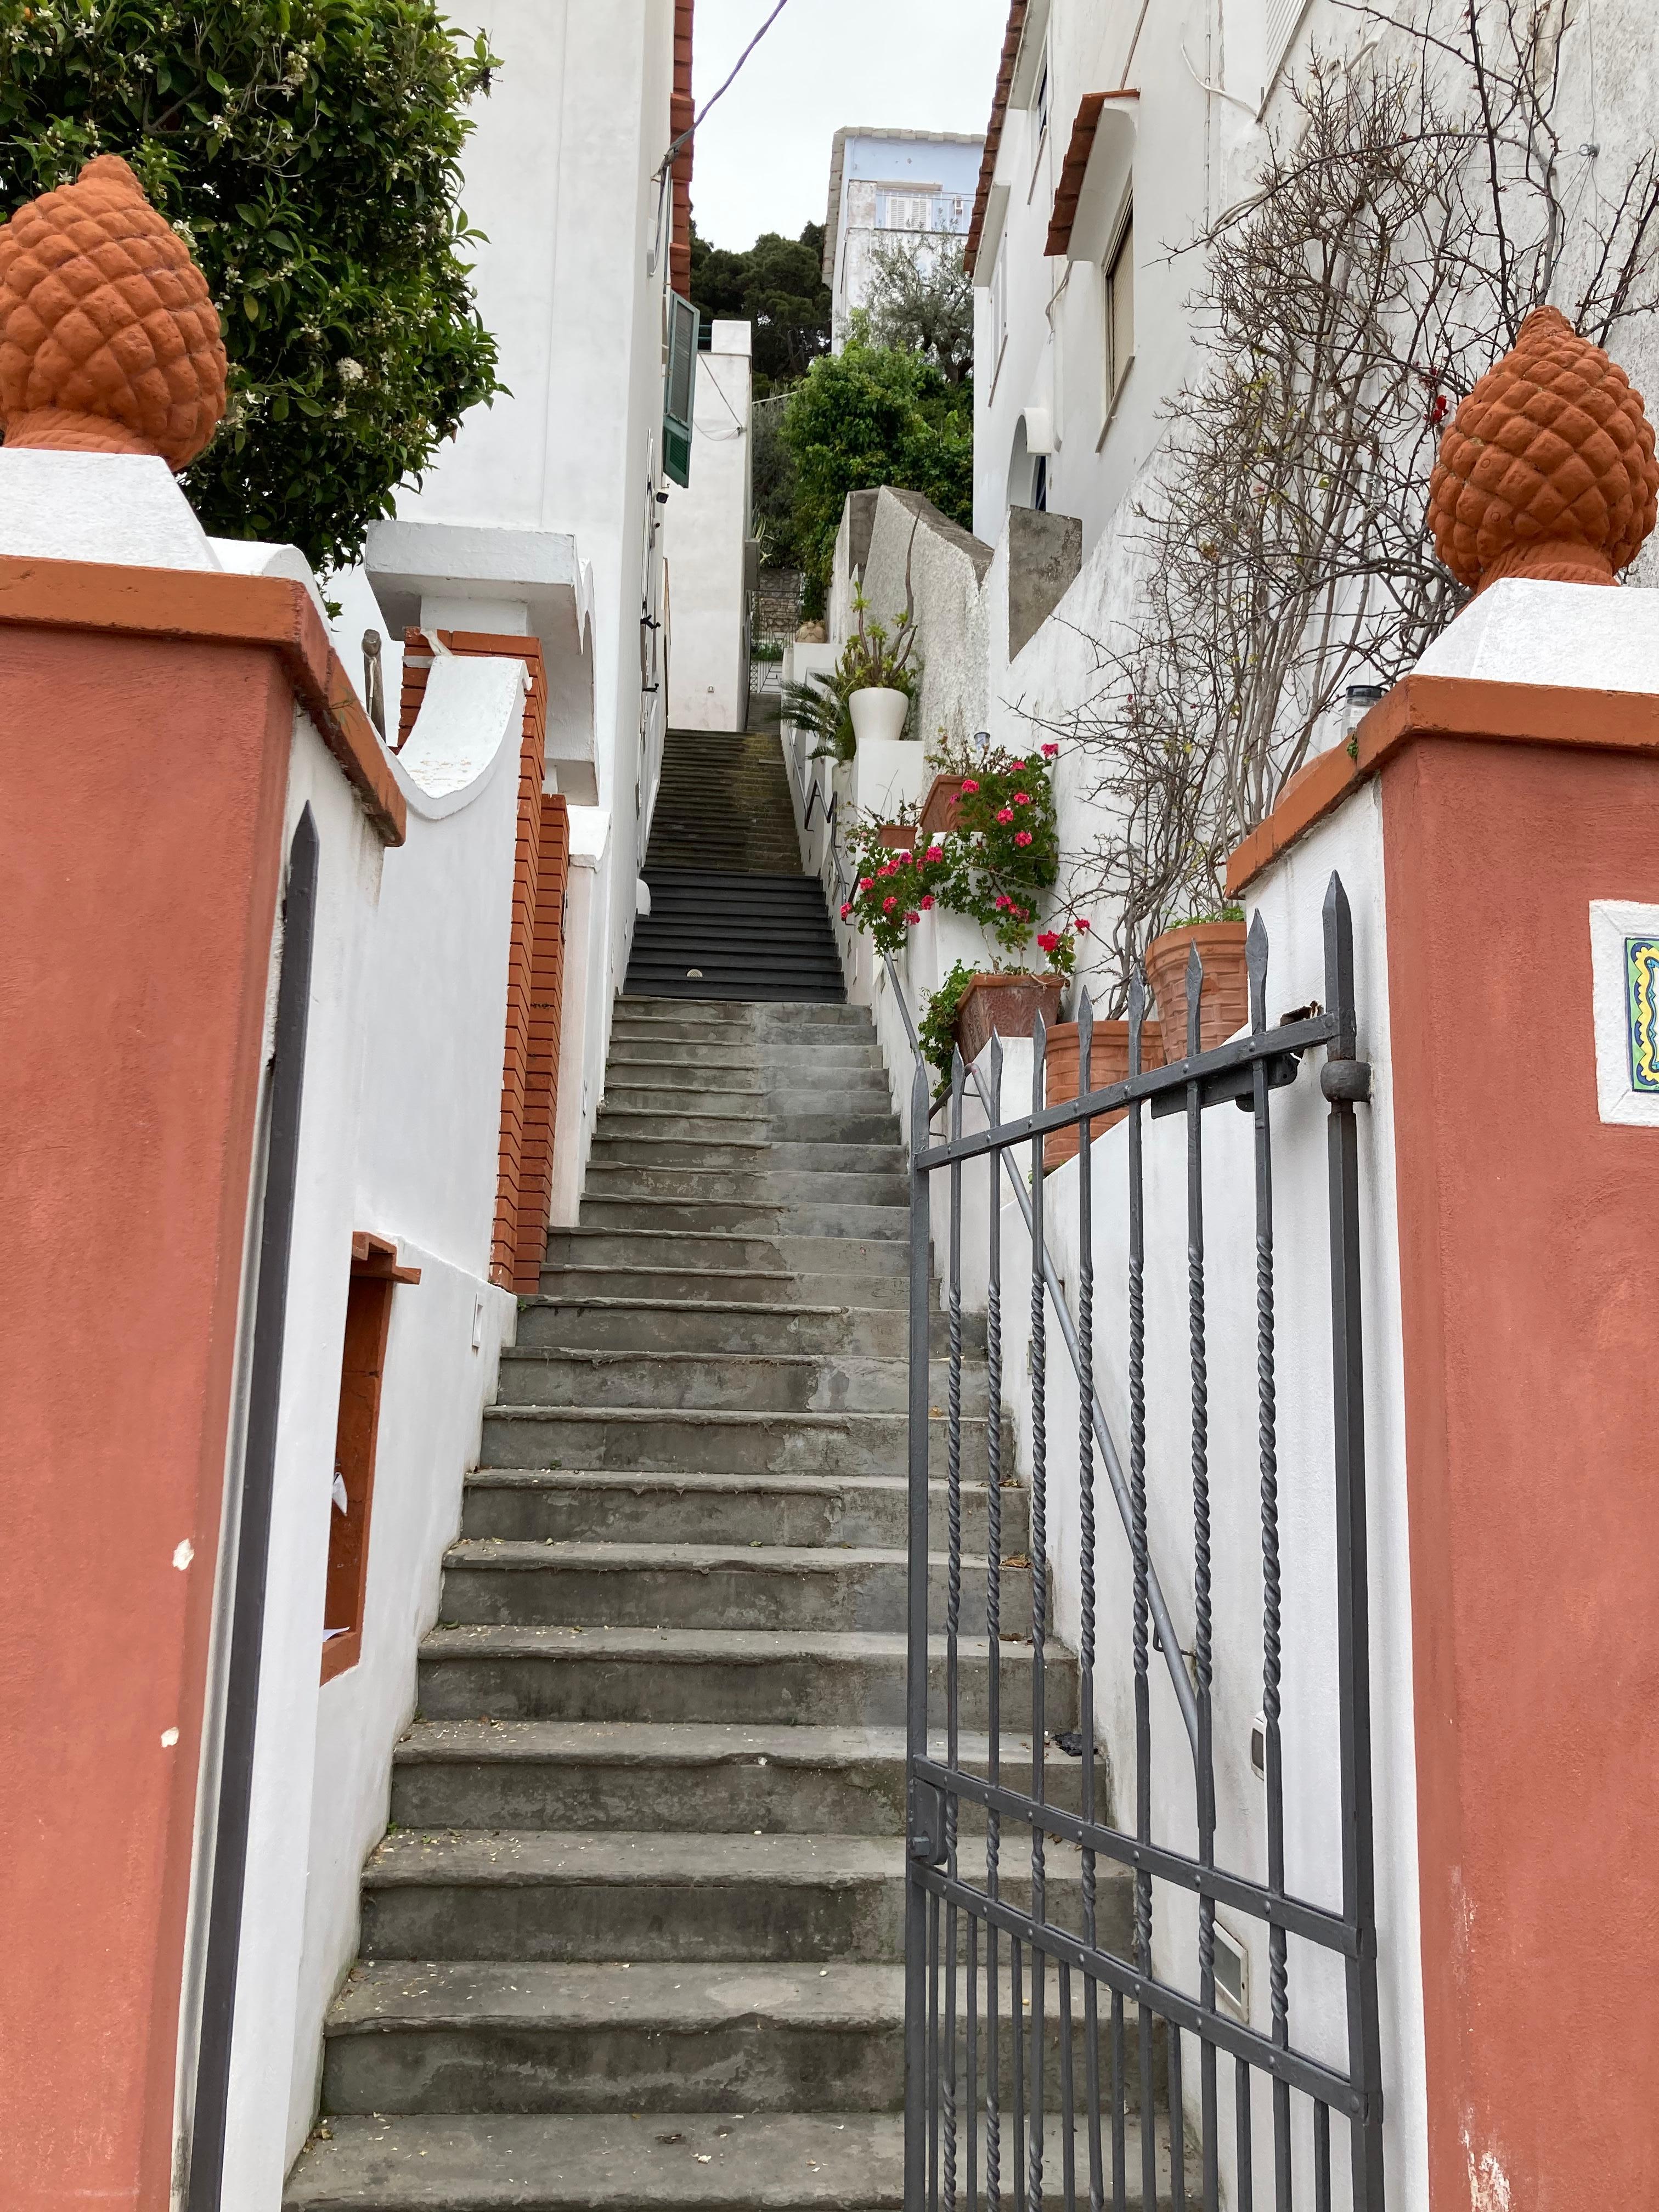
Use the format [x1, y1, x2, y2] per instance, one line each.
[1589, 900, 1659, 1126]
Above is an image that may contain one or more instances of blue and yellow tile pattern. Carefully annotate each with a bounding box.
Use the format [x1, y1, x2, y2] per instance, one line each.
[1628, 936, 1659, 1093]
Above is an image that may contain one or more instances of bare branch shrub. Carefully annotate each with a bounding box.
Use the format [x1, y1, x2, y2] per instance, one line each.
[1039, 0, 1659, 1009]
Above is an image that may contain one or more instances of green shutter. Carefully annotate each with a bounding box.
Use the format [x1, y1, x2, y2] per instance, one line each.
[663, 292, 698, 489]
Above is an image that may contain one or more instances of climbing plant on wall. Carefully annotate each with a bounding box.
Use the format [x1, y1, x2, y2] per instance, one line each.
[0, 0, 504, 574]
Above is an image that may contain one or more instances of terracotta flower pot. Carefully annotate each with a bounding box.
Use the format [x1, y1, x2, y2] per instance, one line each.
[877, 823, 918, 852]
[1144, 921, 1249, 1055]
[1042, 1018, 1166, 1169]
[920, 773, 969, 834]
[955, 973, 1065, 1067]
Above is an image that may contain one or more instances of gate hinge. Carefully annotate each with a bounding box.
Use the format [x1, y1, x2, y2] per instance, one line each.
[908, 1779, 947, 1867]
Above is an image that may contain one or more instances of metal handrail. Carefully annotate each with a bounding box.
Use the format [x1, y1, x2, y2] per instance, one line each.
[785, 726, 1201, 1754]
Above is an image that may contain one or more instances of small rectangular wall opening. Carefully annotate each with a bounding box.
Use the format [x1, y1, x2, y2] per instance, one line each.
[321, 1233, 420, 1684]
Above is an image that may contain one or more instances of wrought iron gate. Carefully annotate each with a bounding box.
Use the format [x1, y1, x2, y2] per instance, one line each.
[904, 877, 1384, 2211]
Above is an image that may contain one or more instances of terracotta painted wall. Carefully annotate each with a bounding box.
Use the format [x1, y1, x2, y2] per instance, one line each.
[1381, 728, 1659, 2209]
[0, 624, 292, 2209]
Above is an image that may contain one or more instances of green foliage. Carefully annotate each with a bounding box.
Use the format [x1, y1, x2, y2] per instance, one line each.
[839, 823, 950, 956]
[917, 960, 980, 1096]
[836, 746, 1063, 963]
[865, 235, 973, 385]
[779, 590, 919, 763]
[689, 219, 830, 395]
[780, 335, 973, 602]
[0, 0, 504, 574]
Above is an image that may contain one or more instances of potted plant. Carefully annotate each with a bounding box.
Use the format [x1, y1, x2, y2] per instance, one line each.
[838, 820, 952, 956]
[842, 588, 921, 748]
[1039, 924, 1167, 1168]
[1144, 907, 1249, 1054]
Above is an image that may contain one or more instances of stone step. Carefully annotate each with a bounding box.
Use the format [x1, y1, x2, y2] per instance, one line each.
[588, 1137, 905, 1175]
[390, 1721, 1079, 1837]
[417, 1628, 1076, 1730]
[542, 1231, 909, 1276]
[479, 1406, 1001, 1479]
[320, 1958, 1155, 2117]
[602, 1080, 893, 1119]
[494, 1350, 981, 1415]
[357, 1832, 1129, 1966]
[439, 1542, 1032, 1638]
[612, 1000, 872, 1033]
[573, 1198, 909, 1239]
[459, 1470, 1028, 1551]
[579, 1165, 909, 1206]
[533, 1266, 910, 1308]
[513, 1299, 984, 1359]
[605, 1040, 884, 1076]
[284, 2109, 1189, 2212]
[596, 1107, 898, 1147]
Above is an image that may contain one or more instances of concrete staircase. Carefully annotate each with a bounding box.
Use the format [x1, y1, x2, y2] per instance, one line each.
[286, 997, 1185, 2209]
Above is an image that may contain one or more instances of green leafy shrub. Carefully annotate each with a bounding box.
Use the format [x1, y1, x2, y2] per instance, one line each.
[0, 0, 504, 574]
[918, 960, 979, 1096]
[781, 335, 972, 607]
[838, 822, 951, 956]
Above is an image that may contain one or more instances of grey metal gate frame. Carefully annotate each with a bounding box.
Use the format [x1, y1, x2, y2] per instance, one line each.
[904, 876, 1385, 2212]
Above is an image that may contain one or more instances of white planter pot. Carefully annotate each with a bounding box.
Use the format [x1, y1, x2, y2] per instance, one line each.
[848, 685, 912, 749]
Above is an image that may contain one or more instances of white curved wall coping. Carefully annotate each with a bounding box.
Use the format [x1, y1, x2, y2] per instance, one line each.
[390, 656, 526, 822]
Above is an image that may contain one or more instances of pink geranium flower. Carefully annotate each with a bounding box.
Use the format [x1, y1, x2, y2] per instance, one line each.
[996, 806, 1015, 823]
[1013, 792, 1031, 805]
[1075, 917, 1092, 933]
[926, 845, 945, 862]
[839, 901, 853, 920]
[920, 894, 935, 910]
[1041, 742, 1060, 758]
[961, 777, 980, 794]
[859, 876, 875, 891]
[905, 910, 921, 924]
[883, 895, 899, 912]
[1014, 828, 1032, 847]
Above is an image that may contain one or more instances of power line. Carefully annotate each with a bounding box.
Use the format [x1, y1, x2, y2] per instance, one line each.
[657, 0, 795, 180]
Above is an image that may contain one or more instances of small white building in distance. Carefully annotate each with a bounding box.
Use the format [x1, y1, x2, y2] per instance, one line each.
[665, 319, 755, 732]
[822, 127, 984, 350]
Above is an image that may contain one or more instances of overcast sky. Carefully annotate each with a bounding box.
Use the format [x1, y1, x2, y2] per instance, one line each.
[689, 0, 1007, 251]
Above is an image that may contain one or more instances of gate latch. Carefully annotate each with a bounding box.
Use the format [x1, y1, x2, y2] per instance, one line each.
[908, 1780, 948, 1867]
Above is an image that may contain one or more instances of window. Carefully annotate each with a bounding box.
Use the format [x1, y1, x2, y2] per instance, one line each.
[882, 191, 932, 232]
[1104, 207, 1135, 419]
[1034, 53, 1051, 168]
[321, 1234, 420, 1683]
[663, 291, 698, 490]
[1032, 454, 1048, 513]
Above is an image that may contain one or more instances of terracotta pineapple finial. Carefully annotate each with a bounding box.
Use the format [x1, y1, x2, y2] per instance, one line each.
[1429, 306, 1659, 595]
[0, 153, 227, 470]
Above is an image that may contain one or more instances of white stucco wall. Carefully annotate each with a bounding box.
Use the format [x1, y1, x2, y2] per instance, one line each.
[665, 320, 753, 731]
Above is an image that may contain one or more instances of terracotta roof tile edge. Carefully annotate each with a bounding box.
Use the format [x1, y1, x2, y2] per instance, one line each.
[965, 0, 1029, 278]
[0, 554, 406, 845]
[1226, 670, 1659, 894]
[1046, 91, 1138, 258]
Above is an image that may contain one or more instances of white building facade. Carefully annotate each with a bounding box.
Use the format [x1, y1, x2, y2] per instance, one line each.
[823, 126, 983, 349]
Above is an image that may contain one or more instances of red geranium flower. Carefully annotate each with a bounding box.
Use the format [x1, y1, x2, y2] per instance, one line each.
[883, 895, 899, 911]
[905, 910, 921, 924]
[1014, 830, 1032, 848]
[920, 894, 935, 910]
[1075, 917, 1092, 933]
[996, 806, 1015, 823]
[1011, 758, 1026, 769]
[994, 893, 1013, 911]
[859, 876, 875, 891]
[1037, 931, 1061, 953]
[1013, 792, 1031, 805]
[1041, 742, 1060, 758]
[961, 777, 980, 794]
[839, 901, 853, 920]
